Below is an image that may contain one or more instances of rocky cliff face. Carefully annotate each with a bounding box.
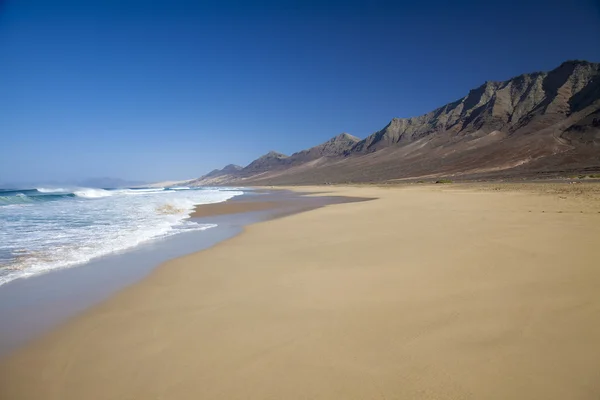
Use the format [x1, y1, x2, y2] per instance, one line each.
[190, 60, 600, 186]
[352, 60, 600, 153]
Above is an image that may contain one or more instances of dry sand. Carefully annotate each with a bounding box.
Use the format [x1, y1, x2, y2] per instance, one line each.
[1, 184, 600, 399]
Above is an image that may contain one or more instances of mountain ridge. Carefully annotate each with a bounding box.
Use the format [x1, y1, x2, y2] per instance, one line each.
[190, 60, 600, 185]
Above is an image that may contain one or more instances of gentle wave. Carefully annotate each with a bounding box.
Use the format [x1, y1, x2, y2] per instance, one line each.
[0, 195, 32, 205]
[0, 193, 74, 205]
[0, 187, 172, 206]
[0, 187, 244, 286]
[0, 189, 37, 196]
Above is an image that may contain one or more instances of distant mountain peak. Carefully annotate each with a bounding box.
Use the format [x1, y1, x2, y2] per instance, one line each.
[283, 132, 361, 162]
[196, 164, 243, 181]
[241, 151, 289, 174]
[259, 151, 288, 159]
[222, 164, 242, 171]
[330, 132, 360, 142]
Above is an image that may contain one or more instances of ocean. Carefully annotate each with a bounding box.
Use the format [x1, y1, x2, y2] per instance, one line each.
[0, 186, 243, 286]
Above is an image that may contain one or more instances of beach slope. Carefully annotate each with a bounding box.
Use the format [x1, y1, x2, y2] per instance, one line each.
[1, 185, 600, 399]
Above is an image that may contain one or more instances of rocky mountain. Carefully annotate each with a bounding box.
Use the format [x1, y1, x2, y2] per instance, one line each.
[190, 60, 600, 185]
[289, 133, 360, 162]
[187, 164, 242, 186]
[242, 151, 289, 175]
[205, 164, 243, 178]
[352, 60, 600, 153]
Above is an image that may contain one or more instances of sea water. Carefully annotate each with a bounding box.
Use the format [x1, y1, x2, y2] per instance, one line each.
[0, 186, 243, 286]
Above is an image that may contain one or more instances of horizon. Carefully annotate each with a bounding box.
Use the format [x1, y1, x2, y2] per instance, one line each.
[0, 177, 188, 190]
[2, 0, 600, 183]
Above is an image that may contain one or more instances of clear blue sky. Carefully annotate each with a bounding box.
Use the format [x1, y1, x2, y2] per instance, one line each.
[2, 0, 600, 184]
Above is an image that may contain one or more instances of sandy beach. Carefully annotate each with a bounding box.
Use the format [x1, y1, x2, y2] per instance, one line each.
[1, 184, 600, 399]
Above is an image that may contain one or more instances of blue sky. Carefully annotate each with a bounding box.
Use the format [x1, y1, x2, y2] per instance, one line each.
[1, 0, 600, 184]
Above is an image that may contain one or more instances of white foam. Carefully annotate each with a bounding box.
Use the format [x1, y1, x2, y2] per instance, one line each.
[73, 188, 113, 198]
[116, 188, 167, 195]
[0, 188, 243, 286]
[37, 187, 69, 193]
[128, 188, 165, 192]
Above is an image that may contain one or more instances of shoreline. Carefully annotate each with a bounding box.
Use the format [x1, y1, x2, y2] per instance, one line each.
[2, 183, 600, 399]
[0, 208, 242, 358]
[192, 188, 374, 219]
[0, 189, 368, 358]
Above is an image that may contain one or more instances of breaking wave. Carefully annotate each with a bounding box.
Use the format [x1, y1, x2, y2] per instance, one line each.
[0, 187, 184, 206]
[0, 187, 244, 285]
[36, 187, 69, 193]
[72, 188, 113, 198]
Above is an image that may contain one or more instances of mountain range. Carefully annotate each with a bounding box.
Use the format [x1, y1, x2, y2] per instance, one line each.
[189, 60, 600, 186]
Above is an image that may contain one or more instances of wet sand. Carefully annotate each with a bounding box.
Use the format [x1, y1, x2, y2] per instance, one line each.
[0, 190, 367, 356]
[191, 189, 372, 219]
[0, 204, 246, 357]
[1, 184, 600, 399]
